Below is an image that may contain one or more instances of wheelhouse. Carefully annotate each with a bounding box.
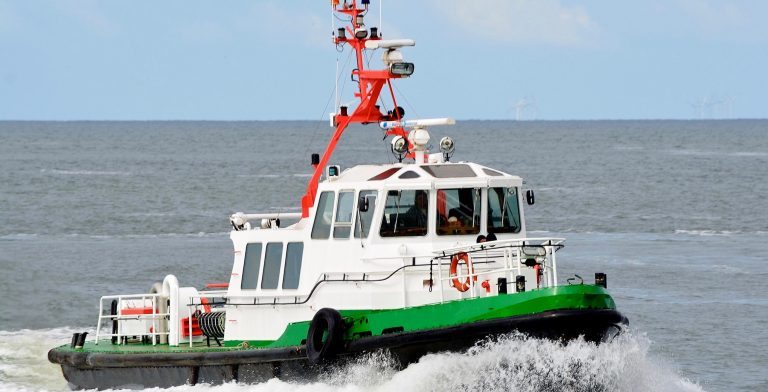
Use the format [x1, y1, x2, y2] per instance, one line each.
[306, 162, 527, 243]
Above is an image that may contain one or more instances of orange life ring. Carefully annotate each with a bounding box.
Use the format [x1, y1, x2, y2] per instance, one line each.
[450, 252, 476, 292]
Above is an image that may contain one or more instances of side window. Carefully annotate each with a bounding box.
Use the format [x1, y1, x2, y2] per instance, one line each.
[282, 242, 304, 289]
[354, 190, 377, 238]
[379, 190, 429, 237]
[240, 243, 262, 290]
[487, 187, 522, 233]
[333, 191, 354, 239]
[311, 191, 335, 239]
[261, 242, 283, 289]
[437, 188, 481, 235]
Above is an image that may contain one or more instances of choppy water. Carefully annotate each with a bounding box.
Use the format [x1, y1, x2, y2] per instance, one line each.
[1, 120, 767, 391]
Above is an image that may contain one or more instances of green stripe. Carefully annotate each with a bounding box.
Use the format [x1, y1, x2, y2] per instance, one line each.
[55, 285, 614, 353]
[261, 284, 614, 348]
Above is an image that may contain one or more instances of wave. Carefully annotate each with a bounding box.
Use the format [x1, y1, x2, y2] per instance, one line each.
[0, 329, 702, 392]
[0, 327, 89, 392]
[40, 169, 132, 176]
[665, 149, 768, 158]
[236, 173, 313, 179]
[672, 229, 765, 236]
[0, 232, 230, 241]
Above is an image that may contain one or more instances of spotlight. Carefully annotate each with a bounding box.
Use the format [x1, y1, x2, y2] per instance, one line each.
[391, 136, 408, 155]
[355, 14, 364, 27]
[337, 27, 346, 40]
[355, 28, 368, 39]
[439, 136, 455, 154]
[389, 62, 414, 76]
[391, 136, 408, 162]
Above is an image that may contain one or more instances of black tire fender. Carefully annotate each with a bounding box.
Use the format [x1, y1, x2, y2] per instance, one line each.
[306, 308, 344, 364]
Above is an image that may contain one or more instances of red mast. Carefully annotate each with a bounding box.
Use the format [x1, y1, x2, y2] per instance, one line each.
[300, 0, 411, 218]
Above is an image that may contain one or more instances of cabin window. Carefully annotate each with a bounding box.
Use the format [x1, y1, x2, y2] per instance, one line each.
[380, 190, 429, 237]
[437, 188, 481, 235]
[261, 242, 283, 289]
[311, 191, 335, 239]
[487, 187, 522, 234]
[422, 164, 476, 178]
[354, 190, 377, 238]
[240, 243, 263, 290]
[369, 167, 400, 181]
[282, 242, 304, 289]
[333, 191, 354, 239]
[398, 171, 420, 179]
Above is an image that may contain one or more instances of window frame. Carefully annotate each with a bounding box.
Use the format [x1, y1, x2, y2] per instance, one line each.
[282, 242, 304, 290]
[436, 187, 482, 236]
[311, 191, 336, 239]
[353, 189, 378, 239]
[333, 190, 355, 239]
[260, 242, 284, 290]
[378, 188, 431, 238]
[486, 186, 523, 234]
[240, 242, 263, 290]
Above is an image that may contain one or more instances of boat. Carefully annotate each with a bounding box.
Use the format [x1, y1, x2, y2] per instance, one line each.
[48, 1, 627, 389]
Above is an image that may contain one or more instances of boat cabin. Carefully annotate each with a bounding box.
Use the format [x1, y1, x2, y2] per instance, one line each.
[222, 161, 542, 342]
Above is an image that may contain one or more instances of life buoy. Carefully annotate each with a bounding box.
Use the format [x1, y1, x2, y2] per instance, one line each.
[306, 308, 345, 364]
[450, 252, 476, 292]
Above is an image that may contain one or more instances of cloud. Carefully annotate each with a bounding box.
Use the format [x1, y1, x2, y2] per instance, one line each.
[435, 0, 600, 47]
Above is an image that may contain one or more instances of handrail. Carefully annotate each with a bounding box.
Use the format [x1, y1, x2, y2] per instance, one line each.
[95, 293, 167, 346]
[225, 238, 565, 307]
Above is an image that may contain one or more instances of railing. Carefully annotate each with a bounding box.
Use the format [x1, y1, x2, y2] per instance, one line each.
[95, 293, 169, 345]
[429, 238, 565, 303]
[224, 237, 565, 307]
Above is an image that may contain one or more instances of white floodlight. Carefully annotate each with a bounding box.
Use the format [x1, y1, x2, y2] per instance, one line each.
[391, 136, 408, 155]
[439, 136, 455, 154]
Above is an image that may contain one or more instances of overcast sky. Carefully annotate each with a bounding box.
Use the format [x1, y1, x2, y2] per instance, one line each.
[1, 0, 766, 120]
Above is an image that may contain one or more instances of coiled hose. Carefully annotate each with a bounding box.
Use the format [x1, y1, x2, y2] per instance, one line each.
[197, 311, 226, 338]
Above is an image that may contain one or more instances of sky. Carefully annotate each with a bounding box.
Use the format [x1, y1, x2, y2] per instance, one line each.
[0, 0, 766, 121]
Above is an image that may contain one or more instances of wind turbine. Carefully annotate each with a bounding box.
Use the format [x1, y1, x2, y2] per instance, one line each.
[510, 96, 538, 121]
[691, 95, 719, 119]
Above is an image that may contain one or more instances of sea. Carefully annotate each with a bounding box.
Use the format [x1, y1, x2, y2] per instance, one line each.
[0, 120, 766, 392]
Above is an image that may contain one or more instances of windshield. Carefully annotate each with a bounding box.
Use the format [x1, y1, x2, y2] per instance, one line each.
[379, 190, 429, 237]
[437, 188, 481, 235]
[487, 187, 521, 234]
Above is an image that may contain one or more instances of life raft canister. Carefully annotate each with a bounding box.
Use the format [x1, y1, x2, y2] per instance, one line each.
[450, 252, 477, 292]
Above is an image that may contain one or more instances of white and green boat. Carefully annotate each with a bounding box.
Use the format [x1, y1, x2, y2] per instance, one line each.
[48, 1, 627, 389]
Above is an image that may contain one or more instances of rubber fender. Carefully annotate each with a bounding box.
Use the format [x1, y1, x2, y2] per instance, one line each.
[306, 308, 345, 364]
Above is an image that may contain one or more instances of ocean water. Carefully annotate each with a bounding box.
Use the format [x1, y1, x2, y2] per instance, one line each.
[1, 120, 767, 391]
